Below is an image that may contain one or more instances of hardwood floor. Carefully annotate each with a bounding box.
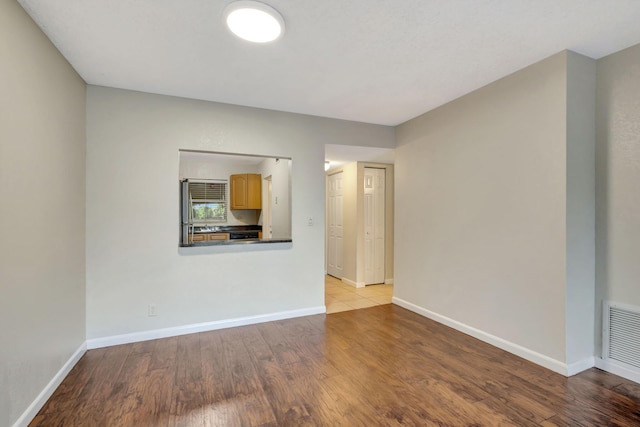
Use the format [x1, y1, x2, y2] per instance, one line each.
[31, 305, 640, 426]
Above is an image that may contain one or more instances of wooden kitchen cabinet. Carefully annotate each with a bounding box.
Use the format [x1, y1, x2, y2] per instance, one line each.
[189, 233, 230, 242]
[230, 173, 261, 209]
[208, 233, 230, 241]
[190, 234, 206, 242]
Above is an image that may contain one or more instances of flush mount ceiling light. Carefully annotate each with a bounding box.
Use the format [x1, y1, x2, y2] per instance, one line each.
[224, 1, 285, 43]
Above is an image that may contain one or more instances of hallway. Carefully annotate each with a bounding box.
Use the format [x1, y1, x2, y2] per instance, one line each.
[324, 275, 393, 314]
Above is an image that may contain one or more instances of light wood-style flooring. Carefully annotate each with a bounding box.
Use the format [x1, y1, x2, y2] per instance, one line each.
[31, 304, 640, 426]
[325, 274, 393, 313]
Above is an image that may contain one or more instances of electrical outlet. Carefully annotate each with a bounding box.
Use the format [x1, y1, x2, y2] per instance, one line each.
[148, 303, 158, 317]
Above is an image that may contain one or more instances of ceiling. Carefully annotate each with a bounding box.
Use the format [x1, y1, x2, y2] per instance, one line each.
[18, 0, 640, 127]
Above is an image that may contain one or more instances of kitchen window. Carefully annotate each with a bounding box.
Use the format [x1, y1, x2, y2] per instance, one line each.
[185, 180, 227, 223]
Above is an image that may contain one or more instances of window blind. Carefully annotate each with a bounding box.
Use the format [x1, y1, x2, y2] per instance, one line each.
[187, 180, 228, 222]
[188, 181, 227, 201]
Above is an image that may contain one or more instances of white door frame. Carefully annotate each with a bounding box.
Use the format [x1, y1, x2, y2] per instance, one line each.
[263, 175, 273, 238]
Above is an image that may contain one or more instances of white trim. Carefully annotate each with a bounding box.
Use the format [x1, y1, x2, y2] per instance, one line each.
[392, 297, 570, 376]
[13, 343, 87, 427]
[384, 278, 394, 285]
[341, 278, 365, 288]
[87, 306, 326, 349]
[341, 278, 356, 287]
[595, 357, 640, 384]
[566, 357, 595, 376]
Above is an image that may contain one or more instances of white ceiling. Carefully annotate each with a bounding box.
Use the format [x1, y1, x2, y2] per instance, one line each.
[18, 0, 640, 126]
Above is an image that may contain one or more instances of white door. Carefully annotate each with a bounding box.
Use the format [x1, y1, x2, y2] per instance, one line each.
[364, 168, 385, 285]
[327, 172, 344, 278]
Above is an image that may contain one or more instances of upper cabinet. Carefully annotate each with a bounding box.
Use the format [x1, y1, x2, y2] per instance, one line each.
[231, 173, 262, 209]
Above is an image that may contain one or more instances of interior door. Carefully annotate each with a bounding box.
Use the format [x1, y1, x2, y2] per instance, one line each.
[327, 172, 344, 278]
[364, 168, 385, 285]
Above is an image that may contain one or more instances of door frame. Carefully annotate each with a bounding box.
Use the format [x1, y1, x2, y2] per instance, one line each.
[263, 175, 273, 238]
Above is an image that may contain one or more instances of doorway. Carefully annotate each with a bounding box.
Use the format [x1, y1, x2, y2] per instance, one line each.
[324, 144, 394, 298]
[324, 274, 393, 313]
[263, 175, 273, 238]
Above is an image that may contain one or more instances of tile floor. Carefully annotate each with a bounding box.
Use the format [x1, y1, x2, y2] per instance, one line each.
[325, 275, 394, 314]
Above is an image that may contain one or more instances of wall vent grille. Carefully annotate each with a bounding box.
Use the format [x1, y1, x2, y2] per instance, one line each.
[604, 302, 640, 369]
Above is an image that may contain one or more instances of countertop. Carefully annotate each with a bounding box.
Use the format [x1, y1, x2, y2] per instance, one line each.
[182, 238, 292, 247]
[190, 225, 262, 234]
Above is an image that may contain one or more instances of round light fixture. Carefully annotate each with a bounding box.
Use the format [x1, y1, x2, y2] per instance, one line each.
[224, 1, 285, 43]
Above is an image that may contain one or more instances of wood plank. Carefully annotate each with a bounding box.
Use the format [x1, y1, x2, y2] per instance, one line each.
[378, 306, 574, 421]
[256, 320, 302, 365]
[613, 382, 640, 402]
[121, 337, 177, 427]
[30, 304, 640, 426]
[324, 314, 521, 426]
[567, 375, 640, 425]
[35, 349, 105, 416]
[35, 344, 132, 426]
[240, 327, 313, 426]
[169, 333, 205, 427]
[99, 351, 152, 426]
[200, 331, 243, 427]
[200, 326, 277, 426]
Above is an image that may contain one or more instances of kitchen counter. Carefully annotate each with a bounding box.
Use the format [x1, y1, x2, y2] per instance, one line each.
[191, 225, 262, 234]
[180, 225, 291, 247]
[182, 237, 292, 247]
[186, 224, 264, 244]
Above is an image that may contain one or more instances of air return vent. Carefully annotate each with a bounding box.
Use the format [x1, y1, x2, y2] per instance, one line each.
[603, 302, 640, 369]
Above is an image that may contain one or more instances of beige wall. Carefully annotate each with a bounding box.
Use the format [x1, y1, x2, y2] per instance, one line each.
[565, 52, 596, 366]
[395, 51, 596, 371]
[595, 43, 640, 356]
[85, 86, 395, 340]
[0, 1, 86, 425]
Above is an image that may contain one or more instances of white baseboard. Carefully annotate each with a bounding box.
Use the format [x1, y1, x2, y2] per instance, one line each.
[392, 297, 571, 376]
[595, 357, 640, 384]
[86, 306, 326, 349]
[384, 278, 394, 285]
[13, 342, 87, 427]
[341, 278, 365, 288]
[566, 357, 596, 376]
